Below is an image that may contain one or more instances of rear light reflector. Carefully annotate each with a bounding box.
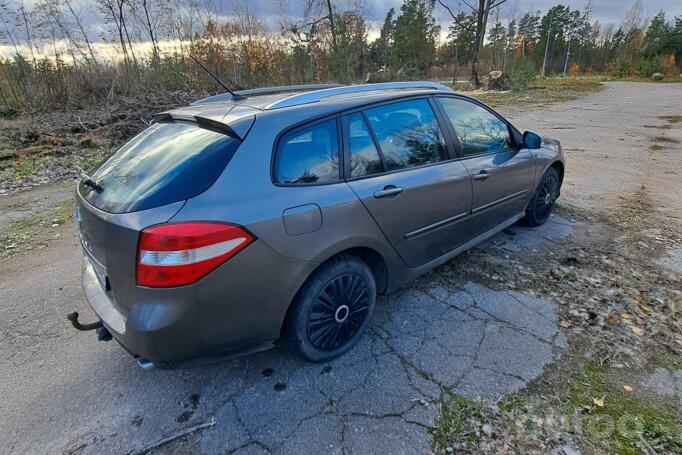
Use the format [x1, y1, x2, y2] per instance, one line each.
[137, 222, 254, 288]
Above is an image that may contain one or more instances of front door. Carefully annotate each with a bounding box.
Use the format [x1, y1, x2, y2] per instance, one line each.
[343, 100, 472, 268]
[436, 96, 536, 236]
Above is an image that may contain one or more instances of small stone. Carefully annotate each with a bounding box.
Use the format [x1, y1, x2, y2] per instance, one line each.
[482, 423, 493, 437]
[446, 447, 454, 454]
[562, 443, 580, 455]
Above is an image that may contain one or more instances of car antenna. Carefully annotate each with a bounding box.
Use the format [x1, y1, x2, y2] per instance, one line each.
[189, 54, 246, 101]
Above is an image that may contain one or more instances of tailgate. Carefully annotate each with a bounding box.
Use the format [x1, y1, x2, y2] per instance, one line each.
[75, 190, 185, 313]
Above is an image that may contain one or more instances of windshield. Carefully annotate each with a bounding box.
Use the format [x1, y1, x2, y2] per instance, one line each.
[79, 121, 240, 213]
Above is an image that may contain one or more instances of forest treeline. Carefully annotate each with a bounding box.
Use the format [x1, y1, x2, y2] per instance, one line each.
[0, 0, 680, 112]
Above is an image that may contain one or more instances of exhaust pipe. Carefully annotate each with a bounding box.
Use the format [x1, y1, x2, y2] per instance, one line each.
[137, 358, 155, 370]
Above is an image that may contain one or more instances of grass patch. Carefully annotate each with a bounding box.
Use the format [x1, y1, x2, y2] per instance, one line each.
[466, 77, 604, 108]
[1, 199, 73, 256]
[565, 360, 682, 454]
[652, 135, 680, 144]
[659, 115, 682, 124]
[430, 396, 483, 448]
[430, 356, 682, 454]
[650, 143, 665, 151]
[604, 76, 682, 84]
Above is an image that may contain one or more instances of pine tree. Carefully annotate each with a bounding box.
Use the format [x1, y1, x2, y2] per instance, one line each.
[391, 0, 440, 78]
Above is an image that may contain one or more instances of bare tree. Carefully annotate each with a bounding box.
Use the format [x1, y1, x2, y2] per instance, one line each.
[438, 0, 509, 87]
[38, 0, 100, 66]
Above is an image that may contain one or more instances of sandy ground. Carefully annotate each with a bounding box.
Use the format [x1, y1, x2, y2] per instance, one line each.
[500, 82, 682, 225]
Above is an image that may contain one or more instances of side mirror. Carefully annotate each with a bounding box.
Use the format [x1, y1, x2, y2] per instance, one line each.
[522, 131, 542, 149]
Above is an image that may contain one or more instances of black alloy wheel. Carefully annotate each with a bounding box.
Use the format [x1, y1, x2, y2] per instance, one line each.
[524, 167, 560, 226]
[287, 255, 376, 362]
[307, 273, 370, 351]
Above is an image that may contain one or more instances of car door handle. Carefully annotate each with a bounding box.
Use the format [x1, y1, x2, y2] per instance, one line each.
[473, 170, 491, 181]
[374, 185, 404, 198]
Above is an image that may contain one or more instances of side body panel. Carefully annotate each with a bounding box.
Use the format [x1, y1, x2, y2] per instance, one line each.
[461, 149, 536, 236]
[347, 161, 472, 267]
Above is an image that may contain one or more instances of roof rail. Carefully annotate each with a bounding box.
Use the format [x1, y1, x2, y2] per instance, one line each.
[264, 81, 454, 110]
[191, 84, 345, 105]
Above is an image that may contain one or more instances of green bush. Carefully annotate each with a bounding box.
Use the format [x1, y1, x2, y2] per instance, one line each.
[513, 57, 537, 92]
[636, 58, 663, 78]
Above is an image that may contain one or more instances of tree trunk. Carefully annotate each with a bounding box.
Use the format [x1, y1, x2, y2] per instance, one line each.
[470, 0, 494, 88]
[142, 0, 160, 68]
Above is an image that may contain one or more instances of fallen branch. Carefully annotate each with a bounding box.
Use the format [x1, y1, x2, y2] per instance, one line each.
[129, 417, 216, 455]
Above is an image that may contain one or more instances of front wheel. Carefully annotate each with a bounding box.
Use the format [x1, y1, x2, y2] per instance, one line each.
[524, 167, 560, 226]
[286, 255, 376, 362]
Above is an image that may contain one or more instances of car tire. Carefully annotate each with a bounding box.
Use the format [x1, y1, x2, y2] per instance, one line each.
[523, 167, 560, 227]
[286, 255, 376, 362]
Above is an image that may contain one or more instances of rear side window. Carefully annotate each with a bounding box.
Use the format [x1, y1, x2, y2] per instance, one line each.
[275, 119, 340, 184]
[364, 99, 448, 171]
[347, 114, 384, 178]
[79, 121, 240, 213]
[437, 97, 512, 156]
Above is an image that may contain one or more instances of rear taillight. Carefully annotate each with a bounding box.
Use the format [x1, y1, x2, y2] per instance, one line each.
[137, 222, 254, 288]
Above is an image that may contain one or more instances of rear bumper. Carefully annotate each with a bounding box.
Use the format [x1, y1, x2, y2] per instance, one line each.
[81, 240, 317, 365]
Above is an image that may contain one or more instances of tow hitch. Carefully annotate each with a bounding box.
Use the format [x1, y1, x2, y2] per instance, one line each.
[67, 311, 112, 341]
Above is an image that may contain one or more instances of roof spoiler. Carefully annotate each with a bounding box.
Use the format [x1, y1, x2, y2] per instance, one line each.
[153, 112, 242, 139]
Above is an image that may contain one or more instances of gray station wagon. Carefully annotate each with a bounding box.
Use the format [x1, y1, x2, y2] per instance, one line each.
[69, 82, 564, 368]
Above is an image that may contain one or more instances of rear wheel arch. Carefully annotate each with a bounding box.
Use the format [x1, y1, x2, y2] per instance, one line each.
[335, 247, 388, 295]
[280, 246, 388, 335]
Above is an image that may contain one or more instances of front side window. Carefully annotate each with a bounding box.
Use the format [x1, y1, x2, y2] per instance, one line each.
[364, 99, 448, 171]
[347, 114, 384, 178]
[438, 97, 512, 156]
[276, 119, 339, 184]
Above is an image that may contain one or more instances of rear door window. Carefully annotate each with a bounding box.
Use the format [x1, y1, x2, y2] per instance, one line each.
[79, 121, 241, 213]
[275, 119, 340, 184]
[347, 114, 384, 178]
[364, 99, 448, 171]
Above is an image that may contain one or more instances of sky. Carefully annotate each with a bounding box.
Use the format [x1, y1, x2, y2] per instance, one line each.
[3, 0, 681, 58]
[368, 0, 682, 26]
[254, 0, 682, 32]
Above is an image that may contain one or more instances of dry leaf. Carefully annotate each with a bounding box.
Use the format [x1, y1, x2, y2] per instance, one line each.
[593, 397, 605, 407]
[620, 313, 630, 320]
[613, 363, 625, 369]
[632, 327, 645, 336]
[607, 314, 618, 324]
[638, 303, 652, 314]
[623, 385, 634, 393]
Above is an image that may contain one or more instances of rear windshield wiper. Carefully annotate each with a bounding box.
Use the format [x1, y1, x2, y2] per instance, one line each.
[81, 172, 103, 193]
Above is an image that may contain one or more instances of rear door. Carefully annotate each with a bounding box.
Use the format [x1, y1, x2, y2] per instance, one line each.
[344, 99, 472, 268]
[435, 97, 535, 237]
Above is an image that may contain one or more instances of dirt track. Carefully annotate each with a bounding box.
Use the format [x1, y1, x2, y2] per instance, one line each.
[501, 82, 682, 225]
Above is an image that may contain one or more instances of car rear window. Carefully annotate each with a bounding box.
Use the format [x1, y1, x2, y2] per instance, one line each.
[79, 121, 241, 213]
